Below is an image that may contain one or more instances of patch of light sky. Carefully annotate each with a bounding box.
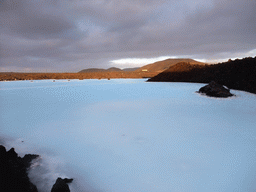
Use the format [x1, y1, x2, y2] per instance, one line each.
[110, 56, 175, 68]
[154, 0, 214, 24]
[77, 19, 105, 33]
[186, 0, 214, 10]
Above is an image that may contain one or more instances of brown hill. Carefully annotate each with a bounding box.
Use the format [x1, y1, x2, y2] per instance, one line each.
[79, 68, 106, 73]
[122, 67, 140, 71]
[106, 67, 122, 72]
[79, 67, 125, 73]
[79, 67, 122, 73]
[148, 57, 256, 94]
[163, 62, 208, 73]
[136, 58, 205, 73]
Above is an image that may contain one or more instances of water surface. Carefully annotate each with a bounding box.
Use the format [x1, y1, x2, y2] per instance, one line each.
[1, 79, 256, 192]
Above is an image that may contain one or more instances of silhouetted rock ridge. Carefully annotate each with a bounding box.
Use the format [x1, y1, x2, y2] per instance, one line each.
[51, 177, 73, 192]
[0, 145, 39, 192]
[148, 57, 256, 94]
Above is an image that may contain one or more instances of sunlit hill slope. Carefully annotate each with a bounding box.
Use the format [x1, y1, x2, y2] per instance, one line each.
[136, 58, 206, 73]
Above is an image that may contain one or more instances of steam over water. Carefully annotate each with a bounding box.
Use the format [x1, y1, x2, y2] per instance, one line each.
[1, 79, 256, 192]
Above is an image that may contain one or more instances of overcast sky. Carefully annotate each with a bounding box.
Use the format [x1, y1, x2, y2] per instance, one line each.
[1, 0, 255, 72]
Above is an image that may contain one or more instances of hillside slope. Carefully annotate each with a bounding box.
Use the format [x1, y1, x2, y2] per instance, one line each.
[136, 58, 205, 73]
[148, 57, 256, 94]
[162, 62, 208, 73]
[78, 68, 106, 73]
[106, 67, 122, 72]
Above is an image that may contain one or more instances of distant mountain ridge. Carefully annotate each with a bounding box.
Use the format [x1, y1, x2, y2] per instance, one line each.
[136, 58, 206, 73]
[79, 67, 122, 73]
[79, 68, 105, 73]
[122, 67, 140, 71]
[79, 67, 138, 73]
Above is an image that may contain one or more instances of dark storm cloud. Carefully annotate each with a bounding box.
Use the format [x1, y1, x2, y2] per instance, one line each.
[180, 0, 256, 51]
[0, 0, 255, 72]
[124, 0, 256, 56]
[0, 0, 79, 39]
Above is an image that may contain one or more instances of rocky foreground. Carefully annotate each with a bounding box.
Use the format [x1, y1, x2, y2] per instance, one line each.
[148, 57, 256, 94]
[0, 145, 73, 192]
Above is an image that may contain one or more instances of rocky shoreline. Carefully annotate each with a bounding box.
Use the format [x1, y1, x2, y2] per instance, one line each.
[0, 145, 73, 192]
[148, 57, 256, 95]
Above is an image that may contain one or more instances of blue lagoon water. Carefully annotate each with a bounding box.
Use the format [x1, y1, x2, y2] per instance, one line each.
[0, 79, 256, 192]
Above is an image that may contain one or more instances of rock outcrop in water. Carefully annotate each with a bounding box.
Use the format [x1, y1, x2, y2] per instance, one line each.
[0, 145, 39, 192]
[198, 81, 234, 97]
[51, 177, 73, 192]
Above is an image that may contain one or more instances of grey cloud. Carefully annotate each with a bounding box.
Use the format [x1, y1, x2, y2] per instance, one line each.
[0, 0, 255, 72]
[176, 0, 256, 51]
[0, 0, 79, 39]
[72, 0, 165, 31]
[126, 0, 256, 58]
[14, 15, 74, 38]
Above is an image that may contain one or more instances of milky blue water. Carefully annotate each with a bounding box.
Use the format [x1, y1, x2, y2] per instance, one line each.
[1, 79, 256, 192]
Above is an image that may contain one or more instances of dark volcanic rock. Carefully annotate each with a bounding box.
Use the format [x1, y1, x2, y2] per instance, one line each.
[23, 154, 40, 169]
[51, 177, 73, 192]
[198, 81, 234, 97]
[1, 145, 74, 192]
[0, 145, 38, 192]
